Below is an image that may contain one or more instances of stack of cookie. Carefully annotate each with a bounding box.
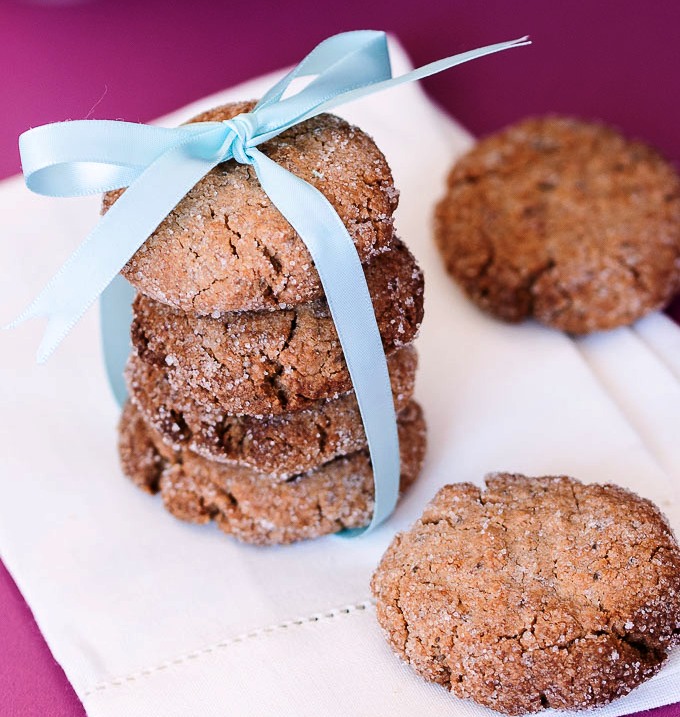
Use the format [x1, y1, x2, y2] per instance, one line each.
[114, 102, 427, 545]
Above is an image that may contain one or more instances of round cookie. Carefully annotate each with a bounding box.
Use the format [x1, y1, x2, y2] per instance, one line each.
[434, 117, 680, 333]
[119, 400, 426, 545]
[131, 239, 423, 416]
[125, 345, 417, 478]
[105, 100, 398, 315]
[371, 472, 680, 714]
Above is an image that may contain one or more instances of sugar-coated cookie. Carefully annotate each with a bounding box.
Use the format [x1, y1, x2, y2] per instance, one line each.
[119, 400, 426, 545]
[371, 472, 680, 714]
[105, 101, 398, 315]
[435, 117, 680, 333]
[131, 240, 423, 416]
[125, 345, 416, 478]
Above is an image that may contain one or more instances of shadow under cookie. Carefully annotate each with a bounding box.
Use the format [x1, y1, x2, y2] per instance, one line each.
[118, 400, 427, 545]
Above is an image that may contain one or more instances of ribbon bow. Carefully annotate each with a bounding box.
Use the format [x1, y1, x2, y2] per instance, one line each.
[9, 31, 530, 534]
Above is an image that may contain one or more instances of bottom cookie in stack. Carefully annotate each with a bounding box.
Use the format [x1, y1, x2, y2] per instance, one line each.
[119, 399, 426, 545]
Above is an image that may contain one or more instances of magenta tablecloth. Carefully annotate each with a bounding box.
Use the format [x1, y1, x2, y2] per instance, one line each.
[2, 2, 680, 715]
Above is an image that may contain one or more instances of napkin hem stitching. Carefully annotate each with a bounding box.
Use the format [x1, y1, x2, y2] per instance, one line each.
[82, 597, 375, 695]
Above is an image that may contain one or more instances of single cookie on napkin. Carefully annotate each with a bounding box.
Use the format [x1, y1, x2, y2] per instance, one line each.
[434, 116, 680, 334]
[371, 473, 680, 714]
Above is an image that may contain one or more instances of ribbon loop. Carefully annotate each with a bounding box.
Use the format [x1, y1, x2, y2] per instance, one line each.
[9, 31, 530, 534]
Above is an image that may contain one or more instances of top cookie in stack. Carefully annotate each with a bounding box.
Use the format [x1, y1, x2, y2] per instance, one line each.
[113, 102, 427, 545]
[105, 101, 398, 314]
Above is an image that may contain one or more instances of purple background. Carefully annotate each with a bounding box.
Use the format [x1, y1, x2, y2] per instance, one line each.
[2, 1, 680, 715]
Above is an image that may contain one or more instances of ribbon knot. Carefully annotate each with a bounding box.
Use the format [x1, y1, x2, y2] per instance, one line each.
[218, 113, 258, 164]
[8, 31, 530, 535]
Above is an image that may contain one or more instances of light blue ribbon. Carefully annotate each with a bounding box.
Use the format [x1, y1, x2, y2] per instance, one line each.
[9, 31, 529, 534]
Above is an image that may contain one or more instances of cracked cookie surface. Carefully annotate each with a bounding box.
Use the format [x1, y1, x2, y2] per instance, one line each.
[119, 400, 426, 545]
[125, 345, 416, 478]
[371, 472, 680, 714]
[130, 239, 423, 415]
[434, 117, 680, 333]
[104, 100, 398, 314]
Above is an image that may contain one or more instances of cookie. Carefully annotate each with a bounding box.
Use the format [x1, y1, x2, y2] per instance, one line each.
[104, 101, 398, 315]
[125, 345, 417, 478]
[119, 400, 426, 545]
[131, 240, 423, 415]
[434, 117, 680, 333]
[371, 472, 680, 714]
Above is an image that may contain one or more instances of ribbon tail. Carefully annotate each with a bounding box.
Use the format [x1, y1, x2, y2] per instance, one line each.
[7, 146, 220, 362]
[249, 148, 400, 534]
[306, 36, 531, 120]
[20, 121, 211, 197]
[100, 275, 136, 406]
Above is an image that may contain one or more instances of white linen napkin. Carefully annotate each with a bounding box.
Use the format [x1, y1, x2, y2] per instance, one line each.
[2, 38, 680, 717]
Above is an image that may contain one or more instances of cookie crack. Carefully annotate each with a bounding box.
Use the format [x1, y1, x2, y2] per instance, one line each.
[314, 421, 329, 454]
[212, 418, 248, 456]
[616, 631, 666, 664]
[190, 277, 221, 310]
[314, 496, 324, 528]
[256, 314, 299, 410]
[524, 257, 557, 315]
[193, 330, 221, 368]
[177, 234, 201, 262]
[470, 231, 559, 321]
[262, 366, 289, 410]
[569, 481, 582, 515]
[395, 576, 411, 656]
[280, 312, 298, 354]
[218, 213, 245, 262]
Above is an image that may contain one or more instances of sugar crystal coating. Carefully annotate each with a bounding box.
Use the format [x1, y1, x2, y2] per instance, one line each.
[130, 238, 423, 415]
[371, 473, 680, 714]
[125, 345, 417, 478]
[112, 101, 427, 545]
[105, 101, 398, 314]
[119, 400, 426, 545]
[434, 116, 680, 333]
